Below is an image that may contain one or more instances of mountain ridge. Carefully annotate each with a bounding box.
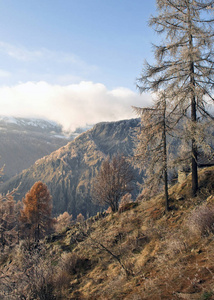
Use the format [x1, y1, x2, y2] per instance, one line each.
[0, 118, 142, 218]
[0, 116, 79, 181]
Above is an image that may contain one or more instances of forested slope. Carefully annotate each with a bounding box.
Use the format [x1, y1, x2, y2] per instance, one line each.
[0, 118, 142, 217]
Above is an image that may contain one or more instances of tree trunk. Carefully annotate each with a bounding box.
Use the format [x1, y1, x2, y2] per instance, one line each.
[188, 4, 198, 196]
[37, 223, 40, 241]
[191, 95, 198, 196]
[35, 223, 40, 242]
[163, 99, 169, 211]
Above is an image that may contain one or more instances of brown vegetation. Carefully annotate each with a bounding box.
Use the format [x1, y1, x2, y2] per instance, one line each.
[1, 166, 214, 299]
[92, 155, 135, 212]
[54, 211, 73, 233]
[20, 181, 53, 241]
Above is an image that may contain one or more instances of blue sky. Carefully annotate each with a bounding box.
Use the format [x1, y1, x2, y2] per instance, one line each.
[0, 0, 157, 131]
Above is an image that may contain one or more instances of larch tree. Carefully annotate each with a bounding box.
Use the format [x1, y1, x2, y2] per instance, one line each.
[137, 0, 214, 196]
[134, 92, 179, 211]
[0, 166, 21, 250]
[92, 155, 135, 212]
[0, 190, 19, 250]
[20, 181, 53, 241]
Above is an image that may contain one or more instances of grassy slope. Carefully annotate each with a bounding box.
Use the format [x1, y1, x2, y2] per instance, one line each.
[1, 167, 214, 299]
[45, 166, 214, 299]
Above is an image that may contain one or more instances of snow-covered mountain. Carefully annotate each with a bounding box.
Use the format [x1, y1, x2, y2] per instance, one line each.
[0, 116, 89, 181]
[0, 116, 65, 135]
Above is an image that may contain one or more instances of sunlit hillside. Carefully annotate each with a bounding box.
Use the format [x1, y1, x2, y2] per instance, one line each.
[1, 166, 214, 299]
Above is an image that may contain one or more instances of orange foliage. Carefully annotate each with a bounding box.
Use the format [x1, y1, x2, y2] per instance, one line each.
[20, 181, 53, 241]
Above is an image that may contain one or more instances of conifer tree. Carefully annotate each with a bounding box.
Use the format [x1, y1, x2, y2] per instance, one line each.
[137, 0, 214, 196]
[134, 92, 179, 211]
[0, 166, 21, 250]
[20, 181, 53, 241]
[0, 191, 16, 250]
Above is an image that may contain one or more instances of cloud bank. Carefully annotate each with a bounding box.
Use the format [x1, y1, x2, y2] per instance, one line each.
[0, 81, 152, 132]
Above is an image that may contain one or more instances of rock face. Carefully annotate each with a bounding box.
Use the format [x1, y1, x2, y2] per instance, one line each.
[0, 118, 142, 218]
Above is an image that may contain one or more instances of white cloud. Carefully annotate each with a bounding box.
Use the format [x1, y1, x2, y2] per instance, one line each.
[0, 81, 152, 132]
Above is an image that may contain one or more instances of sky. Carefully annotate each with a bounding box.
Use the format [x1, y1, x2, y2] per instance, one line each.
[0, 0, 157, 131]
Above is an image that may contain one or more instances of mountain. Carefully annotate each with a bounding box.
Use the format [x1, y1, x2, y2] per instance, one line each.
[0, 118, 142, 218]
[0, 116, 85, 181]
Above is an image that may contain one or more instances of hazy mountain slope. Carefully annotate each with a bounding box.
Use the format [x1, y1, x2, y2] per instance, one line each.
[0, 118, 141, 217]
[0, 117, 79, 181]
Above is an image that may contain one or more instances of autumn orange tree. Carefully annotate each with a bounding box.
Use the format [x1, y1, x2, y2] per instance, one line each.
[20, 181, 53, 241]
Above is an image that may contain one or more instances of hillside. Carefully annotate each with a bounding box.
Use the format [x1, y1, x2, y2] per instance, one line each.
[49, 166, 214, 300]
[0, 116, 78, 181]
[0, 118, 142, 217]
[1, 166, 214, 299]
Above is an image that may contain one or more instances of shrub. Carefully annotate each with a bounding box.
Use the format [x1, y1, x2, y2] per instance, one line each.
[188, 203, 214, 236]
[57, 252, 90, 275]
[54, 211, 73, 233]
[119, 202, 138, 214]
[58, 252, 79, 274]
[118, 193, 133, 213]
[76, 213, 85, 223]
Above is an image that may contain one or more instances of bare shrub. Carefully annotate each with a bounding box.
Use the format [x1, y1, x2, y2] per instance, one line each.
[188, 204, 214, 236]
[1, 243, 56, 300]
[58, 252, 79, 274]
[53, 270, 71, 299]
[57, 251, 89, 278]
[105, 206, 112, 214]
[119, 193, 132, 208]
[76, 213, 85, 223]
[54, 211, 73, 233]
[136, 188, 150, 202]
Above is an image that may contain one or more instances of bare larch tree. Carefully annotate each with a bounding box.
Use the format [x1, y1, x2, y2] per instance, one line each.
[137, 0, 214, 196]
[134, 92, 179, 211]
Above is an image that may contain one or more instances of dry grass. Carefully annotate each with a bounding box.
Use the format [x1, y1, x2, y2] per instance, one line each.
[1, 166, 214, 299]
